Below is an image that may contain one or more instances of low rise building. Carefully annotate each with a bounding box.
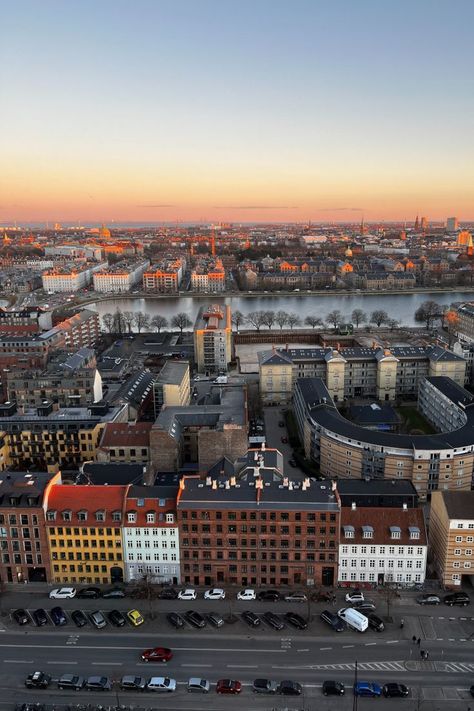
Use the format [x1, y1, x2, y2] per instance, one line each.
[153, 361, 190, 418]
[143, 259, 184, 292]
[92, 260, 150, 293]
[97, 422, 152, 464]
[190, 258, 226, 292]
[42, 262, 107, 292]
[194, 304, 232, 374]
[0, 307, 52, 336]
[429, 490, 474, 588]
[56, 310, 101, 349]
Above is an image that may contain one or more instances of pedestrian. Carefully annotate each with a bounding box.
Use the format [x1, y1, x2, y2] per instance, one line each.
[417, 637, 421, 646]
[424, 650, 429, 660]
[420, 649, 425, 659]
[400, 618, 404, 629]
[412, 635, 417, 643]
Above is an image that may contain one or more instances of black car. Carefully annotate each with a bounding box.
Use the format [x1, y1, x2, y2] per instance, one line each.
[50, 606, 67, 626]
[257, 589, 281, 602]
[278, 680, 303, 696]
[25, 672, 52, 689]
[470, 684, 474, 698]
[71, 610, 88, 628]
[252, 678, 278, 694]
[207, 612, 224, 627]
[444, 592, 470, 607]
[102, 587, 126, 599]
[382, 683, 409, 698]
[284, 612, 308, 630]
[166, 612, 185, 629]
[185, 610, 207, 628]
[32, 609, 48, 626]
[77, 586, 101, 599]
[367, 613, 385, 632]
[352, 601, 376, 613]
[262, 611, 284, 630]
[13, 608, 29, 626]
[322, 680, 345, 696]
[158, 587, 178, 600]
[120, 675, 147, 691]
[242, 610, 261, 627]
[108, 609, 127, 627]
[320, 609, 346, 632]
[85, 676, 112, 691]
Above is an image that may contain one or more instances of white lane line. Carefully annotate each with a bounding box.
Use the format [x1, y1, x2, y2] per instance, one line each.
[0, 643, 285, 653]
[297, 648, 309, 652]
[342, 645, 354, 648]
[365, 642, 377, 646]
[4, 660, 33, 664]
[180, 664, 213, 668]
[227, 665, 258, 669]
[320, 647, 332, 651]
[386, 640, 399, 644]
[92, 662, 123, 666]
[47, 661, 78, 665]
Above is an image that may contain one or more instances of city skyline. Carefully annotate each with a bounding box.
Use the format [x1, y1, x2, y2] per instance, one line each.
[2, 0, 474, 223]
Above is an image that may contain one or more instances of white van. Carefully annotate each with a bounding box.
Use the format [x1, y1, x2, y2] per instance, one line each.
[337, 607, 368, 632]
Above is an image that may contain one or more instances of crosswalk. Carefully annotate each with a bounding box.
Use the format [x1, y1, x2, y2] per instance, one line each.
[310, 660, 406, 672]
[436, 661, 474, 673]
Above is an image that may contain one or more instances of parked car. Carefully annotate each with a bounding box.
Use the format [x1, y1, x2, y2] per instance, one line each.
[345, 591, 364, 604]
[25, 672, 52, 689]
[237, 588, 256, 601]
[120, 676, 147, 691]
[13, 609, 29, 626]
[87, 610, 106, 629]
[187, 678, 210, 693]
[166, 612, 185, 629]
[49, 587, 76, 599]
[102, 588, 126, 599]
[185, 610, 206, 628]
[147, 677, 177, 692]
[284, 612, 308, 630]
[322, 680, 345, 696]
[57, 674, 85, 691]
[207, 612, 224, 627]
[158, 588, 178, 600]
[444, 591, 470, 607]
[242, 610, 261, 627]
[216, 679, 241, 694]
[85, 676, 112, 691]
[204, 588, 225, 600]
[416, 594, 441, 605]
[127, 608, 144, 626]
[77, 587, 101, 599]
[50, 607, 67, 626]
[108, 609, 126, 627]
[141, 647, 173, 663]
[284, 592, 307, 603]
[367, 613, 385, 632]
[278, 680, 303, 696]
[262, 611, 284, 630]
[178, 588, 197, 601]
[382, 683, 409, 697]
[252, 678, 278, 694]
[71, 610, 88, 628]
[352, 601, 376, 613]
[354, 682, 382, 697]
[258, 589, 280, 602]
[32, 609, 48, 626]
[320, 609, 346, 632]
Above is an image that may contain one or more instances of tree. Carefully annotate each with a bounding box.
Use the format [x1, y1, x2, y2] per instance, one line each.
[246, 310, 266, 331]
[231, 310, 245, 332]
[287, 313, 301, 329]
[275, 310, 289, 329]
[379, 584, 399, 620]
[262, 310, 276, 329]
[387, 318, 400, 331]
[130, 572, 160, 620]
[112, 308, 126, 335]
[351, 308, 367, 328]
[102, 312, 114, 333]
[444, 310, 460, 347]
[414, 300, 443, 330]
[370, 309, 389, 327]
[122, 310, 135, 333]
[171, 312, 192, 333]
[151, 314, 168, 333]
[326, 309, 343, 330]
[304, 315, 323, 329]
[134, 312, 151, 333]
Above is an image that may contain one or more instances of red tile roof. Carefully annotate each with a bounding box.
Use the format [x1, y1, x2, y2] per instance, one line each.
[340, 507, 427, 546]
[100, 422, 152, 448]
[46, 484, 127, 525]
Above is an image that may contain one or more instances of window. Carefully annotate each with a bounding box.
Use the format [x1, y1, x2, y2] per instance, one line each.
[166, 513, 174, 524]
[112, 511, 121, 522]
[62, 510, 72, 522]
[77, 511, 87, 521]
[454, 549, 461, 556]
[46, 511, 56, 521]
[455, 536, 463, 542]
[146, 513, 155, 524]
[128, 513, 136, 523]
[95, 511, 105, 522]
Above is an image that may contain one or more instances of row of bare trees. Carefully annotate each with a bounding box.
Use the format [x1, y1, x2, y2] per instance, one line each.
[231, 308, 399, 332]
[102, 309, 192, 334]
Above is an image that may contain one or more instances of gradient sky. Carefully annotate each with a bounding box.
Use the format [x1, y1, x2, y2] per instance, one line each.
[1, 0, 474, 224]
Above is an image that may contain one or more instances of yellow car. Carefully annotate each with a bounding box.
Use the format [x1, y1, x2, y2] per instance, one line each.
[127, 609, 144, 627]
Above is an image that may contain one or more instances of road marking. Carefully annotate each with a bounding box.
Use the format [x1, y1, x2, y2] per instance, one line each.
[386, 640, 399, 644]
[296, 648, 309, 652]
[319, 647, 332, 650]
[0, 643, 285, 654]
[47, 661, 78, 665]
[180, 664, 213, 668]
[4, 660, 33, 664]
[227, 665, 258, 669]
[342, 645, 354, 648]
[365, 642, 377, 646]
[92, 662, 123, 666]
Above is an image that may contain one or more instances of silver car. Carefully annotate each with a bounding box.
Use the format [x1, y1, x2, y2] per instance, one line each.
[147, 677, 177, 692]
[187, 677, 210, 693]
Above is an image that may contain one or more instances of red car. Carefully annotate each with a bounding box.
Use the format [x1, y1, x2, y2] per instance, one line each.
[141, 647, 173, 663]
[216, 679, 242, 695]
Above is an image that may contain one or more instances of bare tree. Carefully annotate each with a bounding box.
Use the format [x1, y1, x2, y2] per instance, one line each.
[370, 309, 389, 327]
[112, 308, 126, 335]
[379, 584, 399, 619]
[262, 310, 276, 329]
[351, 308, 367, 328]
[387, 318, 400, 331]
[304, 315, 323, 329]
[246, 310, 266, 331]
[231, 310, 245, 332]
[134, 312, 151, 333]
[326, 309, 343, 330]
[414, 300, 443, 330]
[102, 312, 114, 333]
[287, 313, 301, 329]
[130, 572, 160, 620]
[150, 314, 168, 333]
[275, 310, 289, 329]
[122, 310, 135, 333]
[171, 312, 192, 333]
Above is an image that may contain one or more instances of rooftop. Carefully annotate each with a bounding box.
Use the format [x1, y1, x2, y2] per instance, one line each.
[78, 463, 145, 486]
[100, 422, 152, 448]
[0, 471, 56, 507]
[341, 506, 427, 546]
[438, 490, 474, 520]
[155, 360, 189, 386]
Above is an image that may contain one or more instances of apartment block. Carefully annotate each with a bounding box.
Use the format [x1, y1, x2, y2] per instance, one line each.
[153, 361, 190, 418]
[143, 259, 184, 292]
[191, 258, 226, 292]
[456, 302, 474, 344]
[0, 307, 52, 336]
[194, 304, 232, 374]
[97, 422, 152, 464]
[92, 259, 150, 293]
[429, 491, 474, 588]
[42, 262, 107, 292]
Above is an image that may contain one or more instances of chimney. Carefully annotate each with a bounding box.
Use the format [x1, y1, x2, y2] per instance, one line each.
[179, 479, 185, 490]
[283, 477, 289, 487]
[304, 477, 310, 488]
[261, 441, 265, 451]
[206, 476, 212, 486]
[351, 501, 357, 510]
[212, 479, 217, 490]
[302, 480, 307, 491]
[403, 503, 407, 510]
[225, 480, 230, 489]
[288, 481, 293, 491]
[230, 476, 236, 487]
[254, 451, 258, 461]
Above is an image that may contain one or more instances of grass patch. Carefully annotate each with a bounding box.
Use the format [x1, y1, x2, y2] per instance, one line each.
[396, 406, 437, 435]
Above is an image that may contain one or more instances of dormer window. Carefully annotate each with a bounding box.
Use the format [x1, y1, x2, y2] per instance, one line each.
[343, 525, 355, 539]
[166, 513, 175, 524]
[128, 512, 137, 523]
[77, 510, 88, 521]
[112, 511, 121, 522]
[95, 510, 105, 522]
[46, 510, 56, 522]
[146, 512, 155, 524]
[409, 526, 420, 540]
[362, 525, 374, 539]
[62, 510, 72, 522]
[390, 525, 401, 539]
[137, 499, 144, 507]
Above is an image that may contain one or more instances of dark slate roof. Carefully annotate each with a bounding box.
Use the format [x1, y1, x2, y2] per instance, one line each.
[337, 479, 418, 497]
[424, 376, 473, 407]
[258, 350, 294, 366]
[426, 344, 465, 363]
[128, 483, 178, 501]
[349, 403, 400, 425]
[111, 371, 155, 407]
[0, 471, 54, 507]
[78, 463, 144, 486]
[296, 377, 332, 407]
[440, 491, 474, 520]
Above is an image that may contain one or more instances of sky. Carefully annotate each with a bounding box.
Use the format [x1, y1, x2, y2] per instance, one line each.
[1, 0, 474, 224]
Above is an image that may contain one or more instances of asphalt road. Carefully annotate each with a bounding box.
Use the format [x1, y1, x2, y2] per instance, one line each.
[1, 590, 474, 710]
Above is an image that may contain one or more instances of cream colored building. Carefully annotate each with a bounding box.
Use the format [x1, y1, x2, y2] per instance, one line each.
[194, 304, 232, 374]
[429, 491, 474, 588]
[153, 361, 191, 418]
[93, 260, 150, 293]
